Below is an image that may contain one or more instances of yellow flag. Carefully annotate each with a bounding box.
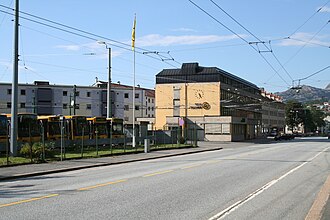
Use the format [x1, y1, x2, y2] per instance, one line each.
[131, 15, 136, 51]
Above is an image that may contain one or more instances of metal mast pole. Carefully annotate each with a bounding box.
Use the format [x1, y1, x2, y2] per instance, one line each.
[10, 0, 19, 156]
[107, 48, 112, 118]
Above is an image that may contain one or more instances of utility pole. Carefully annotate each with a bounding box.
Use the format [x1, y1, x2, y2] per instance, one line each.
[10, 0, 19, 156]
[107, 48, 112, 118]
[73, 85, 77, 115]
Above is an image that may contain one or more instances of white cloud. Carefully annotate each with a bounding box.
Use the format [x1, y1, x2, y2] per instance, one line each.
[136, 34, 241, 47]
[319, 6, 330, 13]
[55, 42, 123, 58]
[56, 45, 81, 51]
[171, 28, 197, 32]
[278, 32, 330, 47]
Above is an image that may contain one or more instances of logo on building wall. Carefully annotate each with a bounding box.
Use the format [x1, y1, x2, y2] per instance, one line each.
[202, 102, 211, 110]
[190, 102, 211, 110]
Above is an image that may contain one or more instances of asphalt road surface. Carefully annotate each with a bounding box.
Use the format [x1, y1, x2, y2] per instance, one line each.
[1, 137, 329, 220]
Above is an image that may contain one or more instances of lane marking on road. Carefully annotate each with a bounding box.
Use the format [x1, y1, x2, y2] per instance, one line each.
[143, 170, 174, 177]
[77, 179, 127, 191]
[208, 146, 330, 220]
[181, 164, 203, 170]
[0, 194, 59, 208]
[305, 175, 330, 220]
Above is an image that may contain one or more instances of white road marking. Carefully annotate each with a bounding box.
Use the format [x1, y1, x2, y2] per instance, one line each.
[208, 146, 330, 220]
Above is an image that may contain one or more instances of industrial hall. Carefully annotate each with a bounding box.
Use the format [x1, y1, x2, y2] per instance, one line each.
[155, 62, 285, 141]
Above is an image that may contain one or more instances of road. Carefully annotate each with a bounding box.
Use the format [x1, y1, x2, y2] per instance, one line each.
[1, 137, 329, 220]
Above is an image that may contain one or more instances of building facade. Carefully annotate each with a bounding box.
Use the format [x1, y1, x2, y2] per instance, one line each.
[0, 81, 155, 124]
[155, 63, 270, 141]
[260, 89, 286, 134]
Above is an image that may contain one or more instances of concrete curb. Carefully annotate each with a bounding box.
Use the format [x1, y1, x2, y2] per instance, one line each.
[305, 175, 330, 220]
[0, 147, 222, 181]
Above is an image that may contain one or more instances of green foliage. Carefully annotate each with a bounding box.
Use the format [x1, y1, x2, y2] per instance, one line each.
[285, 100, 304, 131]
[19, 142, 55, 162]
[304, 107, 326, 132]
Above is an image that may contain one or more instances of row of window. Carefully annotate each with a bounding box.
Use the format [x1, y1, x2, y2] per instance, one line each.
[7, 89, 26, 95]
[6, 102, 155, 112]
[7, 89, 155, 103]
[7, 89, 155, 107]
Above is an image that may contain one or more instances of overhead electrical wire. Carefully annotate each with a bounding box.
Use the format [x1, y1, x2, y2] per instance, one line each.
[297, 65, 330, 81]
[188, 0, 291, 87]
[283, 19, 330, 67]
[0, 5, 181, 68]
[209, 0, 294, 82]
[288, 0, 330, 38]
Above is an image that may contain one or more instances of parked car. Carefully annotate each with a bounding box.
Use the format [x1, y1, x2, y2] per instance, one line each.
[274, 134, 295, 141]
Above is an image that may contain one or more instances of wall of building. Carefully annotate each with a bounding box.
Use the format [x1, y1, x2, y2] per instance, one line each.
[155, 82, 220, 129]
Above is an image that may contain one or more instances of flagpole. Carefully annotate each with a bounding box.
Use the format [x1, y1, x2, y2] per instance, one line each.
[132, 14, 136, 148]
[132, 45, 136, 148]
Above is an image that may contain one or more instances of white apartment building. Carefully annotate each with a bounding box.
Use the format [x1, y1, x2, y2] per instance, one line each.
[0, 81, 155, 124]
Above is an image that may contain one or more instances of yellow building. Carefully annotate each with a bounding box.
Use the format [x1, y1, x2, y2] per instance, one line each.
[155, 63, 263, 141]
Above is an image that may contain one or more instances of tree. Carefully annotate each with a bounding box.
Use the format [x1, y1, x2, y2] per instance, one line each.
[285, 100, 304, 132]
[312, 108, 326, 128]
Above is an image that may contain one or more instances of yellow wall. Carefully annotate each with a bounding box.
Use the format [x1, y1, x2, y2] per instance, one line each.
[155, 82, 220, 129]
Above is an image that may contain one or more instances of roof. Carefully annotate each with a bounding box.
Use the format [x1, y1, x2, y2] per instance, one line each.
[156, 62, 259, 90]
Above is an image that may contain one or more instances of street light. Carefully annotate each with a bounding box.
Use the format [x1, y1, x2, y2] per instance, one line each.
[98, 41, 112, 118]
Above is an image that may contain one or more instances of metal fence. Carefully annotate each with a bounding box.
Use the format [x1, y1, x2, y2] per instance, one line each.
[0, 128, 198, 166]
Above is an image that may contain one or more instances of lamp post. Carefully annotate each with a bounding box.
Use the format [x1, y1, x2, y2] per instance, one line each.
[98, 41, 112, 118]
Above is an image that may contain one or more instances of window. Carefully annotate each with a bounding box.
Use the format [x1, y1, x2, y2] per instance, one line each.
[135, 93, 139, 99]
[151, 107, 154, 111]
[148, 107, 151, 110]
[152, 99, 154, 103]
[20, 103, 25, 108]
[75, 91, 80, 97]
[63, 103, 68, 109]
[86, 104, 91, 110]
[148, 98, 150, 103]
[124, 105, 129, 111]
[21, 89, 26, 95]
[7, 102, 11, 108]
[63, 91, 68, 96]
[135, 105, 140, 110]
[87, 92, 91, 97]
[124, 117, 129, 121]
[7, 89, 11, 95]
[124, 93, 129, 98]
[75, 104, 80, 109]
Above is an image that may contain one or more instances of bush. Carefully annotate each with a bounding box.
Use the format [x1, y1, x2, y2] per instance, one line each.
[178, 137, 186, 144]
[20, 142, 55, 162]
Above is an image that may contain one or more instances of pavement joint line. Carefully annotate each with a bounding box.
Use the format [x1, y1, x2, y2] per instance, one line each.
[0, 147, 223, 181]
[0, 194, 59, 208]
[305, 175, 330, 220]
[208, 146, 330, 220]
[77, 179, 127, 191]
[143, 170, 174, 177]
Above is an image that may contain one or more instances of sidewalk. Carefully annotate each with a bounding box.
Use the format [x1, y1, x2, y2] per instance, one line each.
[0, 138, 276, 181]
[0, 143, 225, 181]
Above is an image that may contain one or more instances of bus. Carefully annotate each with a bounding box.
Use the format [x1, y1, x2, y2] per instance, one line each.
[87, 117, 108, 139]
[38, 115, 62, 140]
[6, 113, 41, 143]
[65, 115, 89, 140]
[107, 118, 124, 139]
[0, 115, 8, 144]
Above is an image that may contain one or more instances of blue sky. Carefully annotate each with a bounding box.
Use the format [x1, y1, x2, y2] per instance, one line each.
[0, 0, 329, 92]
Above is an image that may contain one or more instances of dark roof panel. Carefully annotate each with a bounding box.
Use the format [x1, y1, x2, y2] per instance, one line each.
[156, 63, 258, 90]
